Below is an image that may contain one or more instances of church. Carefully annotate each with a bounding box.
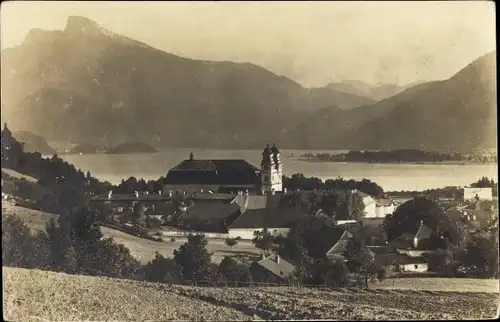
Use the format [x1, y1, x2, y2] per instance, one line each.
[163, 144, 283, 195]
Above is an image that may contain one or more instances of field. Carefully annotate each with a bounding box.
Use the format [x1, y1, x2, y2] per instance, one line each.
[2, 203, 58, 232]
[2, 203, 260, 264]
[374, 277, 499, 293]
[3, 267, 499, 321]
[1, 168, 38, 183]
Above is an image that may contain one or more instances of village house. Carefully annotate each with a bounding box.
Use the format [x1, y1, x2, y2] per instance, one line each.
[250, 254, 296, 284]
[381, 221, 435, 274]
[354, 190, 396, 219]
[226, 193, 304, 240]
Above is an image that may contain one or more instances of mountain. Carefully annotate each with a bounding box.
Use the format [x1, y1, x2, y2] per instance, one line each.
[290, 51, 496, 152]
[350, 51, 497, 152]
[326, 80, 423, 101]
[12, 131, 56, 155]
[1, 16, 371, 149]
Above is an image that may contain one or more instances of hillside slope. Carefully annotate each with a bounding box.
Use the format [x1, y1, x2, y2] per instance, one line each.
[1, 16, 370, 149]
[12, 131, 56, 154]
[326, 80, 422, 101]
[2, 203, 259, 264]
[351, 51, 497, 152]
[3, 267, 498, 321]
[291, 51, 496, 151]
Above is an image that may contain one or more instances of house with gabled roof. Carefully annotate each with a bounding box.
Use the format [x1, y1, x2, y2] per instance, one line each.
[176, 199, 242, 233]
[352, 190, 396, 218]
[387, 221, 436, 264]
[325, 229, 354, 260]
[250, 254, 296, 284]
[227, 194, 304, 240]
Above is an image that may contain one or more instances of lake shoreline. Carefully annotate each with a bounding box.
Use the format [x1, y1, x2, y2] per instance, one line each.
[298, 158, 497, 166]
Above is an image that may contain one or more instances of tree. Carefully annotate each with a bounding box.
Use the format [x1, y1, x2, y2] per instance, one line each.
[309, 258, 349, 287]
[343, 232, 382, 288]
[2, 215, 50, 269]
[45, 215, 79, 274]
[173, 234, 213, 281]
[225, 237, 239, 248]
[218, 257, 252, 285]
[383, 197, 451, 244]
[459, 234, 498, 277]
[252, 228, 276, 255]
[139, 252, 183, 283]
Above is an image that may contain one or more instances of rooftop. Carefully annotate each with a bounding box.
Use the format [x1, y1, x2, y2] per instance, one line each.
[255, 254, 296, 279]
[229, 194, 304, 229]
[166, 159, 260, 186]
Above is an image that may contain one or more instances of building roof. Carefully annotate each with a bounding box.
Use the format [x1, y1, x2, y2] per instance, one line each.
[354, 190, 376, 206]
[177, 200, 241, 221]
[376, 198, 394, 207]
[166, 159, 260, 186]
[229, 207, 303, 230]
[228, 194, 304, 229]
[374, 253, 428, 266]
[414, 222, 433, 241]
[388, 232, 415, 248]
[325, 230, 354, 256]
[255, 254, 296, 279]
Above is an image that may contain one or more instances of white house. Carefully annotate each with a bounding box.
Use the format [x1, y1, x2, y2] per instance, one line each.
[463, 187, 493, 201]
[354, 190, 395, 218]
[398, 257, 429, 273]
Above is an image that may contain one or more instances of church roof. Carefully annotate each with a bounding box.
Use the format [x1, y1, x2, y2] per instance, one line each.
[166, 159, 260, 186]
[271, 144, 280, 155]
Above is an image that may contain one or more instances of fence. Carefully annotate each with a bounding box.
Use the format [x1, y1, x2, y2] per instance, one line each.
[158, 230, 229, 239]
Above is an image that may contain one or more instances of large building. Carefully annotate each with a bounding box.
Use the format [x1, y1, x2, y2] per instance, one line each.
[163, 144, 283, 194]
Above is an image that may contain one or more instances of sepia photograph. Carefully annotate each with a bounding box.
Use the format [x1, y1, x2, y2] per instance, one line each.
[1, 0, 498, 320]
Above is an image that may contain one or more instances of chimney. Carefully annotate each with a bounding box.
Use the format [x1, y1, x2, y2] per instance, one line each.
[275, 254, 280, 264]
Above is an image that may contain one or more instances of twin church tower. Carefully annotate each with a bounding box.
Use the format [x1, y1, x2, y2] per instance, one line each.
[260, 143, 283, 194]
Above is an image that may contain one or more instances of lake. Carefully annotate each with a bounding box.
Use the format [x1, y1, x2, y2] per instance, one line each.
[57, 148, 498, 192]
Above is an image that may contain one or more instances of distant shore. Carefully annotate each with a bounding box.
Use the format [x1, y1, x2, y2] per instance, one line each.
[298, 158, 496, 166]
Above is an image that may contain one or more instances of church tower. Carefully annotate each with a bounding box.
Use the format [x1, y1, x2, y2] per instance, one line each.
[260, 143, 283, 194]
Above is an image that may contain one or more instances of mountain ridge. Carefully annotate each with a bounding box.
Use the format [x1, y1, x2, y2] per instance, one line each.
[1, 16, 496, 152]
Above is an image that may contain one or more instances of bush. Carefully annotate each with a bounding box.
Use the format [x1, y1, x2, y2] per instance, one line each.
[139, 252, 182, 284]
[225, 237, 239, 248]
[82, 238, 141, 279]
[2, 215, 50, 269]
[174, 234, 213, 281]
[218, 257, 252, 286]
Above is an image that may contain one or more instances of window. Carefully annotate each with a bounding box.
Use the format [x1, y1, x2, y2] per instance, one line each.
[263, 175, 269, 182]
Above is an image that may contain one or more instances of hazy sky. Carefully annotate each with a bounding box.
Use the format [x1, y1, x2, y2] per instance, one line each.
[0, 1, 495, 87]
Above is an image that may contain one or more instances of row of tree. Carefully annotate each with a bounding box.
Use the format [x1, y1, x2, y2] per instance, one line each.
[387, 177, 497, 198]
[302, 149, 497, 164]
